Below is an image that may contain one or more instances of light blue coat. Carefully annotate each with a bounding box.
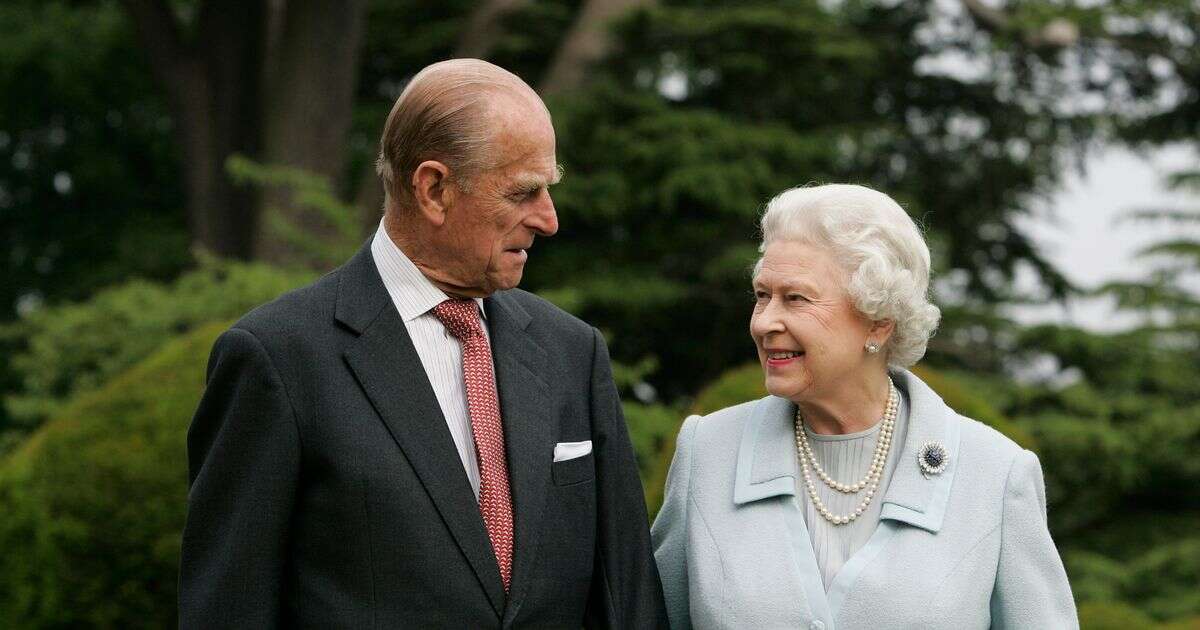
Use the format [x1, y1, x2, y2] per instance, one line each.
[651, 369, 1078, 630]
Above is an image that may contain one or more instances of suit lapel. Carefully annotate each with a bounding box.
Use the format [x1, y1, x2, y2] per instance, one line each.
[336, 243, 507, 616]
[485, 293, 552, 624]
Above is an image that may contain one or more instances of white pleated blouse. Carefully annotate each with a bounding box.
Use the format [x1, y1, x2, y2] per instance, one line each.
[795, 392, 911, 589]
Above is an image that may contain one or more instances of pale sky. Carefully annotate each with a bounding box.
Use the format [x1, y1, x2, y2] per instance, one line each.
[1009, 144, 1198, 331]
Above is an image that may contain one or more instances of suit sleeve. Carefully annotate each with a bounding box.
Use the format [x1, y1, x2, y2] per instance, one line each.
[650, 415, 699, 630]
[583, 327, 670, 629]
[178, 327, 302, 630]
[990, 449, 1079, 629]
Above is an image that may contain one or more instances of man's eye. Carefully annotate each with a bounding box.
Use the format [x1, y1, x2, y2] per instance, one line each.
[787, 294, 808, 302]
[754, 291, 769, 300]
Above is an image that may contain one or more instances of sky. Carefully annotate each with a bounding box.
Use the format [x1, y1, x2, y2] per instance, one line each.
[1010, 143, 1198, 331]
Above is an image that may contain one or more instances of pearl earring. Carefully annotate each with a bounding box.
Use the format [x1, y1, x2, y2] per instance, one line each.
[865, 341, 879, 354]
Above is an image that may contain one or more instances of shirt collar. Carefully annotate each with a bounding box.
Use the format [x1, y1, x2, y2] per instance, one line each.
[370, 219, 486, 322]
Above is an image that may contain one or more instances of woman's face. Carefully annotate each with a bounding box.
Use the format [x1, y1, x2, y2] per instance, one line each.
[750, 240, 876, 403]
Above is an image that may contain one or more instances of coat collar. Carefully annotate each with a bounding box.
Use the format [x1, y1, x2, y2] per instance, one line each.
[732, 368, 961, 534]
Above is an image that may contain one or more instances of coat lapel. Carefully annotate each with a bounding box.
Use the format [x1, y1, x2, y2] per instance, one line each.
[484, 293, 553, 626]
[824, 368, 963, 619]
[731, 369, 966, 626]
[336, 243, 507, 617]
[733, 396, 835, 628]
[878, 368, 961, 534]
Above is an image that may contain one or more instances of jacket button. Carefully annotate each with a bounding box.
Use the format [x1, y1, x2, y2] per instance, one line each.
[810, 621, 825, 630]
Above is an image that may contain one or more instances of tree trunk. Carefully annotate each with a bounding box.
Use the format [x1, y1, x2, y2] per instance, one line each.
[257, 0, 368, 265]
[122, 0, 366, 265]
[120, 0, 267, 259]
[538, 0, 654, 96]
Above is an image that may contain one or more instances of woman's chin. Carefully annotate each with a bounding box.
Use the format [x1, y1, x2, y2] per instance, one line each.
[762, 373, 808, 401]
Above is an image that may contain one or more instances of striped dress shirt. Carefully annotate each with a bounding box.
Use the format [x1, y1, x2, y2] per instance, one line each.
[370, 220, 489, 498]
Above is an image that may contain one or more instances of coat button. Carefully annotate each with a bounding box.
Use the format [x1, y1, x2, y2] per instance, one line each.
[810, 621, 825, 630]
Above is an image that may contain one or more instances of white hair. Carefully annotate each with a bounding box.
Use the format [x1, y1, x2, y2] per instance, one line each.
[754, 184, 941, 368]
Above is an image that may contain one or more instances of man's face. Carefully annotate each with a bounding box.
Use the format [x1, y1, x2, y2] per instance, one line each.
[432, 99, 560, 297]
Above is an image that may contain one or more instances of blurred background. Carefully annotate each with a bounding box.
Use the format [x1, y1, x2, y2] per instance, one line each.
[1, 0, 1198, 627]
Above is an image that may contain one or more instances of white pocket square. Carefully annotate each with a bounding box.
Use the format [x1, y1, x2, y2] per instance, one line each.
[553, 440, 592, 462]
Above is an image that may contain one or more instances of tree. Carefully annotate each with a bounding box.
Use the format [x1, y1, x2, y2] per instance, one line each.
[119, 0, 368, 263]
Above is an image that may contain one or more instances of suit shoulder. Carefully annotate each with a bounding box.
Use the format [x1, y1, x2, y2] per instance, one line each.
[502, 288, 592, 330]
[230, 268, 339, 344]
[497, 288, 599, 353]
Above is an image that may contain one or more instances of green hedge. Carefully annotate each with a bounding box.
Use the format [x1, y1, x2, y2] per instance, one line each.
[0, 322, 226, 629]
[3, 260, 312, 429]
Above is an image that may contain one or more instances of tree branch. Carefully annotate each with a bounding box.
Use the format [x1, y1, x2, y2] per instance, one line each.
[539, 0, 654, 96]
[454, 0, 530, 59]
[960, 0, 1078, 50]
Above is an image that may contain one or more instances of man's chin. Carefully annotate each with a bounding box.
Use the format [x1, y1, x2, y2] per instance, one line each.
[491, 269, 525, 293]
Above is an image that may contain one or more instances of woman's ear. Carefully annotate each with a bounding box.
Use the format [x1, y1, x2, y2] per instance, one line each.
[868, 318, 896, 346]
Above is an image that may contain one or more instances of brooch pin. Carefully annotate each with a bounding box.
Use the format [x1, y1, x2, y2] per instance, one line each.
[917, 441, 949, 478]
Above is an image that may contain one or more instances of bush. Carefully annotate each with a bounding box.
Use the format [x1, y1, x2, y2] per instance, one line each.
[2, 260, 312, 431]
[0, 322, 226, 629]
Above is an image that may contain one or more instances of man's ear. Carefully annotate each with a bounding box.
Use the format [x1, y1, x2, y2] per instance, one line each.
[412, 160, 452, 226]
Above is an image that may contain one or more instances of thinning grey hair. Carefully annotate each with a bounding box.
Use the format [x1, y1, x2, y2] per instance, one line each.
[375, 58, 546, 213]
[753, 184, 942, 368]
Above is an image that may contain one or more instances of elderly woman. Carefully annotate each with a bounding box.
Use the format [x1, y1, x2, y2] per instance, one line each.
[652, 184, 1077, 629]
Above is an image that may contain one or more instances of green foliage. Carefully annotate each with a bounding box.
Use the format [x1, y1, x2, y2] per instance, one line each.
[0, 322, 227, 629]
[1078, 601, 1159, 630]
[624, 401, 684, 516]
[2, 259, 313, 438]
[226, 155, 365, 269]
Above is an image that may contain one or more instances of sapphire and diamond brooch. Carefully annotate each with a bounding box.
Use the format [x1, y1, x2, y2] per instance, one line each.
[917, 441, 950, 477]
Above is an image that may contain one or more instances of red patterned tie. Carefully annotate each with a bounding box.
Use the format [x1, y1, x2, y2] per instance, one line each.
[432, 299, 514, 592]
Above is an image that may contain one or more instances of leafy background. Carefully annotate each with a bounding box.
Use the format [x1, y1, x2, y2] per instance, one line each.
[1, 0, 1198, 627]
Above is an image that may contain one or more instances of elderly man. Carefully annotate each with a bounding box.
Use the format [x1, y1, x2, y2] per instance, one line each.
[179, 59, 667, 629]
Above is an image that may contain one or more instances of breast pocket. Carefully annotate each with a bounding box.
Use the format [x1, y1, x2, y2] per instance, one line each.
[551, 452, 595, 486]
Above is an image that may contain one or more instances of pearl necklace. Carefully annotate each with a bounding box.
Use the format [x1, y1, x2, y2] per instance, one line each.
[794, 378, 898, 526]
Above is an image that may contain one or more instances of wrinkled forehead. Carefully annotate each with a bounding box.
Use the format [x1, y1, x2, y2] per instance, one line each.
[753, 241, 848, 289]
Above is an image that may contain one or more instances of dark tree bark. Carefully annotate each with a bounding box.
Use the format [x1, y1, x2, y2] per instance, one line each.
[257, 0, 368, 264]
[120, 0, 267, 259]
[120, 0, 367, 265]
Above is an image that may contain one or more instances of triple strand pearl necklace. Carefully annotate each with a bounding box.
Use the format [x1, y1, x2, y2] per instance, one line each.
[793, 377, 899, 526]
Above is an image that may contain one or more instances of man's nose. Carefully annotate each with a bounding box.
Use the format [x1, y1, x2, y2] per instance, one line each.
[527, 192, 558, 237]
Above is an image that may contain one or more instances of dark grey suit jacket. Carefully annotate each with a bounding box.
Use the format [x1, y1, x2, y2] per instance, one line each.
[179, 242, 667, 629]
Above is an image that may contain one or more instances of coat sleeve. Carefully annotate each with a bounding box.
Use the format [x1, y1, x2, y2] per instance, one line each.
[990, 449, 1079, 629]
[583, 327, 670, 629]
[178, 327, 302, 630]
[650, 415, 699, 630]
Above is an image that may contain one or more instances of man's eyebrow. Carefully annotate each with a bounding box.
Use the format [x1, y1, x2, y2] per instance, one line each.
[513, 166, 563, 192]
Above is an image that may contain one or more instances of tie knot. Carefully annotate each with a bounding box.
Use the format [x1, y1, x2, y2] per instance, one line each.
[432, 299, 484, 341]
